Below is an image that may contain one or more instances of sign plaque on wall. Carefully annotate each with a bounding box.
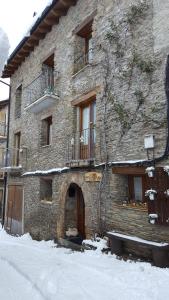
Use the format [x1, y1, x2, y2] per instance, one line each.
[84, 172, 102, 182]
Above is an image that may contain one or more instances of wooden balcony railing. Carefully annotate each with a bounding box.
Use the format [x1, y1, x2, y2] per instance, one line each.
[66, 128, 95, 166]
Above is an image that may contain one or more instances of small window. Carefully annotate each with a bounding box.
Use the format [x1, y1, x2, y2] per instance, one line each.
[74, 20, 93, 73]
[128, 175, 146, 204]
[40, 178, 52, 202]
[15, 85, 22, 119]
[41, 116, 52, 146]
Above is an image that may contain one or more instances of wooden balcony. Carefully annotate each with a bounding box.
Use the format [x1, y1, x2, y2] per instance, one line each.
[66, 128, 95, 167]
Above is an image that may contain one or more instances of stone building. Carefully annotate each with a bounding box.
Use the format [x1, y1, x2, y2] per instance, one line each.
[2, 0, 169, 257]
[0, 99, 8, 220]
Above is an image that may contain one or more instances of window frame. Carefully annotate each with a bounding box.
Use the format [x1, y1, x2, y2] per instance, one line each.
[40, 115, 52, 147]
[128, 175, 146, 204]
[40, 177, 53, 202]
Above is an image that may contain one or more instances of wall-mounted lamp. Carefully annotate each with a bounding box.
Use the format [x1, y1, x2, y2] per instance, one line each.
[144, 134, 155, 160]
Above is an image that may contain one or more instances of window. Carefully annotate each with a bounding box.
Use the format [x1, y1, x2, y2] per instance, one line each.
[42, 54, 54, 94]
[74, 20, 93, 73]
[128, 175, 146, 205]
[14, 132, 21, 166]
[15, 85, 22, 119]
[41, 116, 52, 146]
[79, 98, 96, 159]
[40, 178, 52, 202]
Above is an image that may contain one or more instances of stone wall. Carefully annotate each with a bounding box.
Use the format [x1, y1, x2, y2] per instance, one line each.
[6, 0, 169, 250]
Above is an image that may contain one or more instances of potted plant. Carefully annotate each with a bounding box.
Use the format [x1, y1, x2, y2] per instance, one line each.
[145, 189, 157, 201]
[145, 166, 155, 178]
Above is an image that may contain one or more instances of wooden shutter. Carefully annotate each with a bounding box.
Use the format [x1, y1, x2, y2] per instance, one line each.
[146, 168, 169, 225]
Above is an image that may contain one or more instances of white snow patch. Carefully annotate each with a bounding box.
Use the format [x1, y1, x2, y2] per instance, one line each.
[23, 167, 69, 176]
[24, 0, 53, 37]
[0, 228, 168, 299]
[83, 238, 107, 253]
[110, 159, 147, 164]
[107, 231, 168, 247]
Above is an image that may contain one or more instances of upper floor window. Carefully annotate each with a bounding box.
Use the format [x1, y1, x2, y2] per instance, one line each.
[14, 131, 21, 166]
[42, 54, 54, 94]
[74, 20, 93, 74]
[15, 85, 22, 119]
[41, 116, 52, 146]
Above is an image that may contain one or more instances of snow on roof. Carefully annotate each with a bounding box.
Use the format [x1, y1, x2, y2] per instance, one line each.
[22, 167, 69, 176]
[25, 0, 54, 37]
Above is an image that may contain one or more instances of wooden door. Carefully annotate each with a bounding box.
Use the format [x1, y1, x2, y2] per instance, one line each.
[76, 188, 85, 238]
[6, 185, 23, 235]
[80, 101, 96, 160]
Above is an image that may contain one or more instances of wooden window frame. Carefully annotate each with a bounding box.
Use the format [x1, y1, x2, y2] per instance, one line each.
[14, 131, 21, 166]
[128, 175, 146, 204]
[78, 97, 96, 160]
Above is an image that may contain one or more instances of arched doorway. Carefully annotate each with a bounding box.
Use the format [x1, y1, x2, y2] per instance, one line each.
[65, 183, 85, 240]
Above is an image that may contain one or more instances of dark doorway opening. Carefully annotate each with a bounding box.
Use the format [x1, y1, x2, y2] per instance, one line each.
[65, 183, 85, 244]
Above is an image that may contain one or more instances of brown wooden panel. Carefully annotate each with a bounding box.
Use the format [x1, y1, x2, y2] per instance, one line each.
[146, 167, 169, 225]
[6, 185, 23, 234]
[112, 167, 146, 175]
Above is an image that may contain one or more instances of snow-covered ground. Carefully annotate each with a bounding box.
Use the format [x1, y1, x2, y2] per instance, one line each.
[0, 229, 168, 300]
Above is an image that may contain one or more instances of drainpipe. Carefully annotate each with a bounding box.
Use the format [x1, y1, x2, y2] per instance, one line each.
[0, 80, 11, 228]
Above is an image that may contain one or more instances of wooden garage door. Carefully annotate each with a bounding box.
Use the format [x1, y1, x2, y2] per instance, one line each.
[5, 185, 23, 235]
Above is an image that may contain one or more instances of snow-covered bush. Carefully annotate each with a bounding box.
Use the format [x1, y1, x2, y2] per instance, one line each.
[0, 28, 10, 76]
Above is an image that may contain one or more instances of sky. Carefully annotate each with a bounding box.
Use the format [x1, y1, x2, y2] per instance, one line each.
[0, 0, 51, 100]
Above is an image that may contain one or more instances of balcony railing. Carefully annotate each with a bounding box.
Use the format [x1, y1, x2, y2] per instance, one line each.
[0, 148, 23, 170]
[24, 67, 59, 113]
[0, 122, 7, 138]
[74, 48, 93, 74]
[66, 128, 95, 165]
